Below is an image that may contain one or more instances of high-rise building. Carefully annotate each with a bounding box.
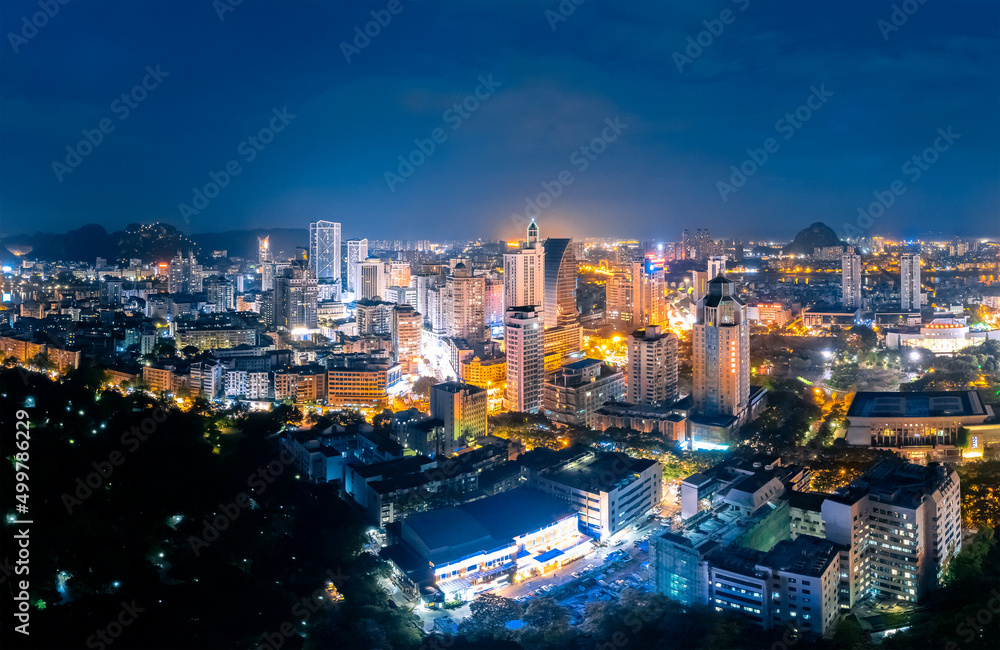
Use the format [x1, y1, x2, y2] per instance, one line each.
[260, 261, 275, 291]
[274, 260, 318, 332]
[387, 260, 411, 288]
[606, 265, 634, 328]
[842, 253, 862, 309]
[692, 275, 750, 422]
[429, 381, 488, 456]
[205, 276, 235, 310]
[356, 299, 394, 336]
[693, 256, 727, 303]
[543, 237, 578, 329]
[346, 238, 369, 293]
[359, 258, 386, 301]
[426, 285, 448, 336]
[631, 258, 667, 328]
[505, 306, 544, 413]
[900, 253, 921, 311]
[543, 359, 625, 427]
[258, 236, 269, 265]
[503, 220, 545, 313]
[485, 272, 504, 331]
[627, 325, 679, 406]
[168, 251, 203, 294]
[309, 220, 341, 281]
[447, 263, 487, 342]
[392, 304, 422, 374]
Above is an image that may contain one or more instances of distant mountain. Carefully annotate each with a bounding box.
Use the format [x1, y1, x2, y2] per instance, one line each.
[781, 222, 842, 255]
[1, 224, 116, 263]
[0, 223, 309, 264]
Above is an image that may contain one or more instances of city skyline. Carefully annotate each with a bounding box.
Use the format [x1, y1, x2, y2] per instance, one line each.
[1, 1, 997, 241]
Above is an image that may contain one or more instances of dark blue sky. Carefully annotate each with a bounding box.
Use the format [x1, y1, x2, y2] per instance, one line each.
[1, 0, 997, 241]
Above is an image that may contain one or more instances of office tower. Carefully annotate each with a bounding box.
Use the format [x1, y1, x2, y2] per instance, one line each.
[901, 254, 921, 311]
[167, 251, 203, 294]
[542, 238, 578, 329]
[681, 229, 693, 260]
[708, 256, 727, 281]
[260, 261, 275, 291]
[274, 260, 318, 332]
[359, 257, 386, 300]
[627, 325, 679, 406]
[503, 219, 545, 313]
[692, 275, 750, 419]
[695, 228, 711, 260]
[413, 273, 440, 324]
[842, 253, 862, 309]
[258, 236, 269, 265]
[631, 258, 667, 328]
[505, 306, 544, 413]
[309, 220, 341, 281]
[447, 263, 487, 342]
[426, 285, 448, 336]
[430, 382, 488, 456]
[392, 304, 422, 373]
[387, 261, 411, 288]
[205, 276, 235, 310]
[346, 238, 369, 293]
[484, 272, 504, 331]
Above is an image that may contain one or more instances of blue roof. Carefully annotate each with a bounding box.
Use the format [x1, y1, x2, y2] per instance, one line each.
[534, 548, 564, 563]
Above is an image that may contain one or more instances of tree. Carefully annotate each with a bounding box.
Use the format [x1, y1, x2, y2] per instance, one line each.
[516, 597, 575, 648]
[459, 593, 523, 641]
[412, 375, 439, 398]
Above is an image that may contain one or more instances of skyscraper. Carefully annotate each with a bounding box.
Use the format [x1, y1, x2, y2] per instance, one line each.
[503, 220, 545, 313]
[692, 256, 727, 303]
[392, 304, 422, 374]
[274, 260, 318, 332]
[901, 253, 921, 311]
[692, 276, 750, 423]
[842, 253, 862, 309]
[346, 238, 369, 294]
[542, 237, 577, 329]
[309, 220, 341, 281]
[447, 263, 487, 342]
[258, 236, 269, 265]
[430, 382, 488, 456]
[631, 258, 667, 328]
[627, 325, 679, 406]
[505, 306, 544, 413]
[168, 251, 203, 294]
[359, 258, 386, 301]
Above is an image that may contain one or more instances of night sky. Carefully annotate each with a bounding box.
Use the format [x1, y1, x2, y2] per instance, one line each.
[1, 0, 997, 241]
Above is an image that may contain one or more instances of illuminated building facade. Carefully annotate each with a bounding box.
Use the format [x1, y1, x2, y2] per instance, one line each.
[627, 325, 679, 406]
[505, 306, 544, 413]
[309, 220, 342, 281]
[503, 220, 545, 313]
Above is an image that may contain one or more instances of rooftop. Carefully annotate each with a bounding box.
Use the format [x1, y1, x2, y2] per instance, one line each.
[846, 390, 986, 418]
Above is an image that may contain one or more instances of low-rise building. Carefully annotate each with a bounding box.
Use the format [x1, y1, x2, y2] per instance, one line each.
[542, 358, 625, 427]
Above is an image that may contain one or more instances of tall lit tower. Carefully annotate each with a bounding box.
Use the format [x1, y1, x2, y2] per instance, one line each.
[258, 236, 269, 265]
[359, 258, 385, 301]
[309, 220, 341, 281]
[505, 306, 544, 413]
[503, 220, 545, 313]
[692, 276, 750, 420]
[842, 253, 862, 309]
[627, 325, 678, 406]
[346, 238, 369, 293]
[900, 254, 921, 311]
[447, 263, 487, 342]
